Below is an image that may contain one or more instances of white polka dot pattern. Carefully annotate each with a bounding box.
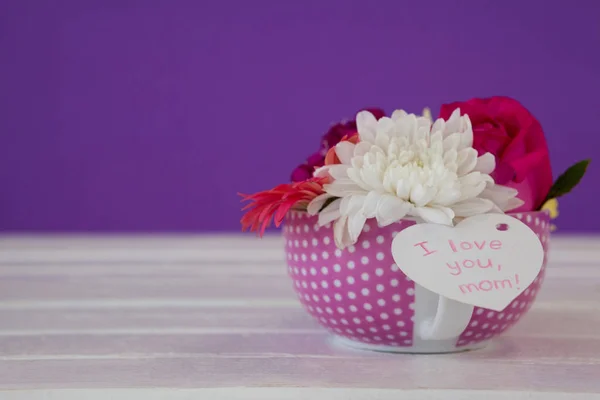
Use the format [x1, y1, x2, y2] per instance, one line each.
[456, 211, 551, 347]
[284, 210, 550, 351]
[284, 212, 416, 347]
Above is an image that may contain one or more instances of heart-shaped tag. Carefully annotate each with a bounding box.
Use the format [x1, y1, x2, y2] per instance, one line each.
[391, 214, 544, 312]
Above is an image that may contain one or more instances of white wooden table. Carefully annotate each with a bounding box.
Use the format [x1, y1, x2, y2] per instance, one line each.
[0, 235, 599, 399]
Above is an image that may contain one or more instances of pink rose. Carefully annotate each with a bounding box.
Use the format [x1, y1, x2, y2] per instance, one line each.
[439, 96, 553, 211]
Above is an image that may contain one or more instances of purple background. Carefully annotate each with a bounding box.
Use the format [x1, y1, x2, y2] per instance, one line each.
[1, 0, 598, 232]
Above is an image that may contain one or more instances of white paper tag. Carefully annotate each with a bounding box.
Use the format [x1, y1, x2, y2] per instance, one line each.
[391, 214, 544, 312]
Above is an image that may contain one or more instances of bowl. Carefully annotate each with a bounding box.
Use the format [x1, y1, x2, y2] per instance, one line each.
[283, 210, 550, 353]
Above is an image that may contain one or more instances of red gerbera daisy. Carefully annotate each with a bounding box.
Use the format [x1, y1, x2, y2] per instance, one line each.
[239, 177, 328, 236]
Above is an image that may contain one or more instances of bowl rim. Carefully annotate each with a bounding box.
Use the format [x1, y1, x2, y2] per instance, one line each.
[287, 209, 551, 218]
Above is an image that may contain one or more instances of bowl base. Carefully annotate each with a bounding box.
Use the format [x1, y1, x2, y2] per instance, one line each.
[330, 335, 488, 354]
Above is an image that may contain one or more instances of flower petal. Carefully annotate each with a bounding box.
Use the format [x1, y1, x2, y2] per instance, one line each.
[457, 148, 478, 176]
[417, 116, 432, 133]
[433, 187, 461, 206]
[414, 206, 455, 225]
[307, 193, 332, 215]
[443, 108, 462, 134]
[443, 133, 461, 152]
[459, 171, 493, 187]
[443, 148, 458, 167]
[376, 117, 396, 136]
[473, 152, 495, 175]
[346, 168, 372, 191]
[451, 198, 495, 217]
[375, 195, 411, 226]
[458, 116, 474, 149]
[333, 216, 351, 249]
[362, 191, 382, 218]
[394, 176, 411, 200]
[430, 131, 443, 146]
[480, 184, 518, 202]
[313, 165, 331, 178]
[339, 194, 365, 216]
[409, 183, 435, 207]
[359, 164, 385, 192]
[324, 179, 364, 197]
[480, 185, 523, 211]
[395, 113, 418, 139]
[356, 111, 378, 143]
[327, 164, 350, 180]
[431, 117, 445, 137]
[503, 197, 525, 212]
[391, 109, 408, 121]
[318, 198, 342, 225]
[459, 180, 488, 201]
[335, 141, 356, 165]
[348, 212, 367, 243]
[353, 141, 372, 158]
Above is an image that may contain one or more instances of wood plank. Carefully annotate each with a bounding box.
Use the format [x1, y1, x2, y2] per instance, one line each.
[0, 353, 599, 391]
[0, 274, 596, 304]
[1, 388, 598, 400]
[0, 234, 283, 249]
[0, 298, 301, 310]
[0, 308, 315, 330]
[0, 332, 331, 358]
[0, 236, 598, 264]
[0, 274, 296, 300]
[0, 233, 594, 249]
[0, 306, 597, 337]
[0, 234, 598, 393]
[0, 263, 598, 277]
[0, 263, 287, 276]
[0, 332, 599, 361]
[0, 247, 285, 264]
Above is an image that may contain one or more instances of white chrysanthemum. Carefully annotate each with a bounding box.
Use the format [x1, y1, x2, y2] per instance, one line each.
[308, 109, 523, 249]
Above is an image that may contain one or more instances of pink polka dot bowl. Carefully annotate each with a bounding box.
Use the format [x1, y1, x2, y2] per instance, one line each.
[283, 210, 550, 353]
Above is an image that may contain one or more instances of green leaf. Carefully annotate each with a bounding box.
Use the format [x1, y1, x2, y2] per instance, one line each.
[544, 159, 591, 202]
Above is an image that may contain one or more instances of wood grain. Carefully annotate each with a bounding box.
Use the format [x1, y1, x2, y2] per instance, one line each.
[0, 234, 599, 397]
[1, 389, 599, 400]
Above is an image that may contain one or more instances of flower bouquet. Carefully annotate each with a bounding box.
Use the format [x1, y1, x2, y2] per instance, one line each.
[240, 96, 589, 353]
